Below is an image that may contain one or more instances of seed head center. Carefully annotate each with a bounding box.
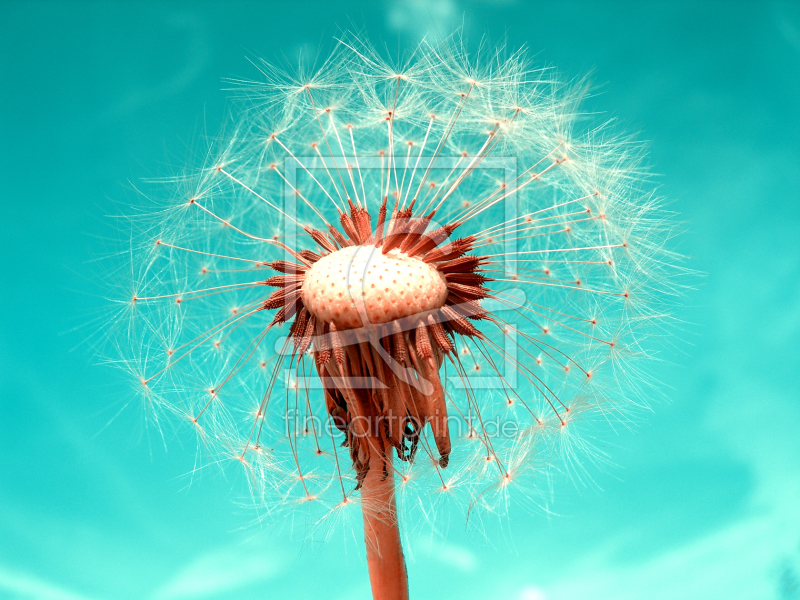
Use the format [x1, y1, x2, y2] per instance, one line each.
[302, 245, 448, 330]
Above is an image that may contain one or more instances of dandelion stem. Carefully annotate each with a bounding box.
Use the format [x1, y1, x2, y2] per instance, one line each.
[361, 433, 409, 600]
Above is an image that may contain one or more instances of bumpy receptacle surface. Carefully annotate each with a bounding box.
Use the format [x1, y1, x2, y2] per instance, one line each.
[302, 245, 448, 330]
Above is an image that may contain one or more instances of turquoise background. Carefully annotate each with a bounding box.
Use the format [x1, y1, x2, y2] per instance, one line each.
[2, 2, 799, 599]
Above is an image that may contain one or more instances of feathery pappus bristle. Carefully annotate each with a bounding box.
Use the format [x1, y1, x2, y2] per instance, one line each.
[107, 30, 681, 530]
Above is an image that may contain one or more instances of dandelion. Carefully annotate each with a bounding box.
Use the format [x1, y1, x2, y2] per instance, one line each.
[110, 32, 679, 600]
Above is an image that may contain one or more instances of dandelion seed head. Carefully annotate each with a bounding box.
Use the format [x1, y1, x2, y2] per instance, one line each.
[107, 31, 681, 533]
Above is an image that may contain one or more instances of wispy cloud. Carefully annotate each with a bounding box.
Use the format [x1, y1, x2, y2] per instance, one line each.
[414, 538, 478, 571]
[529, 510, 796, 600]
[100, 11, 210, 124]
[778, 14, 800, 55]
[151, 544, 285, 600]
[386, 0, 462, 41]
[0, 565, 100, 600]
[519, 589, 546, 600]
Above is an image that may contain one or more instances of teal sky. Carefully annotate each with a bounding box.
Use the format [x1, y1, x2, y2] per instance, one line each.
[2, 2, 799, 599]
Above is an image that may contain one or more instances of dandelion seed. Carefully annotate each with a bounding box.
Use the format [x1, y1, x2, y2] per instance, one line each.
[110, 31, 680, 600]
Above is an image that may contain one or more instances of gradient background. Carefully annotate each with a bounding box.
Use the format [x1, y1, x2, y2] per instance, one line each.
[2, 2, 799, 599]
